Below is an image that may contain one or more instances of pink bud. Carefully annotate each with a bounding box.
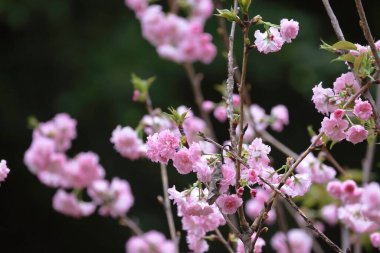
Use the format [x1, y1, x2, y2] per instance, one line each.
[250, 189, 257, 198]
[132, 90, 140, 102]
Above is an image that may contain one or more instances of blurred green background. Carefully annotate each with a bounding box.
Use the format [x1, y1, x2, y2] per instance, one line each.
[0, 0, 380, 252]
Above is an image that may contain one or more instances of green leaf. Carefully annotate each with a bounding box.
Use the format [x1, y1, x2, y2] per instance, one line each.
[331, 53, 356, 63]
[332, 41, 357, 50]
[354, 53, 364, 75]
[215, 9, 240, 23]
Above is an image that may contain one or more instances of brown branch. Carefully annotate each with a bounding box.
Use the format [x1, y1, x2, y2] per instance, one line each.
[160, 164, 179, 252]
[354, 0, 380, 70]
[226, 0, 239, 149]
[259, 176, 344, 253]
[321, 147, 347, 176]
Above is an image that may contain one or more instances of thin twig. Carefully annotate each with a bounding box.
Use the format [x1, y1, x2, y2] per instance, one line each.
[119, 216, 144, 236]
[215, 228, 235, 253]
[160, 163, 178, 252]
[259, 176, 344, 253]
[183, 63, 217, 140]
[321, 0, 345, 41]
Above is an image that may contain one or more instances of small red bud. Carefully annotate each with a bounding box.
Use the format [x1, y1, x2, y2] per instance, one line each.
[250, 189, 257, 198]
[237, 187, 244, 197]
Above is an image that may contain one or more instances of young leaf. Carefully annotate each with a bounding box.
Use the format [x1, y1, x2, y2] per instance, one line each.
[332, 41, 357, 50]
[331, 53, 356, 63]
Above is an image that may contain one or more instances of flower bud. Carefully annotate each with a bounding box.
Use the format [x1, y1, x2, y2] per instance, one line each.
[238, 0, 251, 14]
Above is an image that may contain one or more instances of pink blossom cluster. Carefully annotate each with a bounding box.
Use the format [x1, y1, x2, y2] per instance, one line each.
[254, 19, 299, 54]
[168, 186, 225, 253]
[323, 180, 380, 238]
[312, 73, 373, 145]
[204, 98, 289, 135]
[126, 230, 176, 253]
[24, 114, 134, 219]
[124, 0, 216, 64]
[0, 159, 10, 182]
[271, 229, 313, 253]
[296, 153, 336, 184]
[111, 126, 146, 160]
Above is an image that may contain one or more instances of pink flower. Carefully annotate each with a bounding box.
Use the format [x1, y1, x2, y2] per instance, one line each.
[370, 232, 380, 248]
[216, 194, 242, 214]
[65, 152, 105, 188]
[311, 83, 336, 115]
[124, 0, 148, 18]
[321, 204, 338, 226]
[326, 181, 342, 198]
[254, 27, 284, 54]
[146, 130, 180, 164]
[281, 173, 311, 197]
[338, 204, 379, 233]
[280, 19, 299, 43]
[270, 104, 289, 132]
[33, 113, 77, 152]
[111, 126, 145, 160]
[333, 72, 360, 95]
[126, 230, 176, 253]
[173, 148, 194, 174]
[248, 138, 271, 169]
[296, 153, 336, 184]
[52, 189, 95, 218]
[353, 99, 372, 121]
[332, 109, 345, 119]
[88, 178, 134, 217]
[213, 105, 227, 122]
[346, 125, 368, 144]
[321, 114, 349, 142]
[201, 100, 214, 113]
[232, 94, 240, 107]
[193, 160, 212, 183]
[361, 182, 380, 225]
[250, 104, 269, 131]
[0, 160, 10, 182]
[271, 229, 312, 253]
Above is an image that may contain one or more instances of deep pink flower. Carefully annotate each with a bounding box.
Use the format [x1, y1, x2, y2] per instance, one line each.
[280, 19, 299, 43]
[216, 194, 242, 214]
[201, 100, 214, 112]
[254, 27, 284, 54]
[353, 99, 372, 121]
[346, 125, 368, 144]
[52, 189, 95, 218]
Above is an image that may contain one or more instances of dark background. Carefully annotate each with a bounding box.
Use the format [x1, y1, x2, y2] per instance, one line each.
[0, 0, 379, 252]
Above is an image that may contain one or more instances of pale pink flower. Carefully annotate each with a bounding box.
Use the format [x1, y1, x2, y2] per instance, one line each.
[33, 113, 77, 152]
[271, 229, 312, 253]
[311, 83, 337, 115]
[296, 153, 336, 184]
[110, 126, 145, 160]
[346, 125, 368, 144]
[65, 152, 105, 188]
[52, 189, 95, 218]
[186, 234, 209, 253]
[370, 232, 380, 248]
[248, 138, 271, 169]
[333, 72, 360, 95]
[250, 104, 269, 131]
[281, 173, 311, 197]
[126, 230, 176, 253]
[88, 178, 134, 217]
[193, 159, 212, 183]
[146, 130, 180, 164]
[254, 27, 284, 54]
[361, 182, 380, 225]
[270, 104, 289, 132]
[326, 181, 343, 199]
[124, 0, 148, 18]
[338, 203, 379, 233]
[0, 160, 10, 182]
[245, 191, 277, 224]
[321, 114, 349, 142]
[321, 204, 338, 226]
[353, 99, 372, 121]
[213, 105, 227, 122]
[280, 19, 299, 43]
[216, 194, 242, 214]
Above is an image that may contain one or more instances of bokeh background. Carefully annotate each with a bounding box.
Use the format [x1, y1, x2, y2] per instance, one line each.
[1, 0, 380, 252]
